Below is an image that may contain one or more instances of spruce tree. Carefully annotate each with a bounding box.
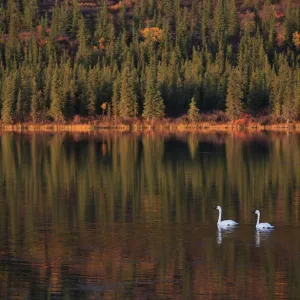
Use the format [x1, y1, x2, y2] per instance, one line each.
[226, 68, 244, 120]
[247, 69, 268, 115]
[76, 17, 90, 63]
[119, 66, 138, 119]
[293, 70, 300, 120]
[188, 97, 200, 122]
[1, 72, 16, 124]
[111, 74, 121, 119]
[282, 69, 296, 122]
[49, 67, 65, 122]
[142, 64, 165, 120]
[31, 79, 39, 122]
[227, 0, 239, 40]
[213, 0, 226, 50]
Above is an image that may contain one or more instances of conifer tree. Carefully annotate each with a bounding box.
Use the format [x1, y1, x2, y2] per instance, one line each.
[31, 79, 39, 122]
[76, 17, 90, 62]
[227, 0, 239, 40]
[247, 69, 268, 115]
[73, 66, 95, 116]
[16, 90, 22, 122]
[213, 0, 226, 50]
[293, 70, 300, 120]
[143, 64, 165, 120]
[111, 73, 120, 118]
[49, 66, 65, 122]
[188, 97, 200, 122]
[1, 72, 16, 124]
[282, 69, 296, 122]
[119, 65, 138, 119]
[226, 68, 244, 120]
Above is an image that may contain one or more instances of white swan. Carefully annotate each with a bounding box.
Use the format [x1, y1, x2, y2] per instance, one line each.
[215, 206, 238, 228]
[255, 210, 274, 230]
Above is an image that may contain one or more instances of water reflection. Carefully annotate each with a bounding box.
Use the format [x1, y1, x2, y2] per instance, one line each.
[217, 226, 236, 245]
[0, 132, 299, 299]
[255, 229, 274, 247]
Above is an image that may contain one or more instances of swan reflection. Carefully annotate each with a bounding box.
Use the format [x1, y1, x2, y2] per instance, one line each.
[217, 226, 235, 245]
[255, 229, 273, 247]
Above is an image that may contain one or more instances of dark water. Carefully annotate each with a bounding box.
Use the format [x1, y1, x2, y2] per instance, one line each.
[0, 131, 300, 299]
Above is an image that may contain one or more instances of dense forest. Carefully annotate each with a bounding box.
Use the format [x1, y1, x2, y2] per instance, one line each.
[0, 0, 299, 124]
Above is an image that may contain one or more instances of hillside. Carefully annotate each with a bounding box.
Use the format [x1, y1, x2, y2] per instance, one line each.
[0, 0, 299, 125]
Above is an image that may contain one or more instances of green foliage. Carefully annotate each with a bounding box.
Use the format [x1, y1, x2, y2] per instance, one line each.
[226, 68, 244, 120]
[49, 66, 65, 122]
[1, 71, 17, 124]
[0, 0, 299, 123]
[143, 64, 165, 120]
[247, 69, 268, 115]
[119, 65, 138, 118]
[187, 97, 200, 122]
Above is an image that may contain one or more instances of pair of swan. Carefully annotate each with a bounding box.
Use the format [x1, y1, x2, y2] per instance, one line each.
[216, 206, 274, 229]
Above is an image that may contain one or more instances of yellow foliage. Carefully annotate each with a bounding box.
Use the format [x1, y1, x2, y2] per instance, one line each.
[292, 32, 300, 48]
[109, 0, 133, 11]
[99, 37, 105, 50]
[38, 39, 49, 46]
[101, 102, 107, 111]
[109, 1, 123, 12]
[140, 27, 163, 42]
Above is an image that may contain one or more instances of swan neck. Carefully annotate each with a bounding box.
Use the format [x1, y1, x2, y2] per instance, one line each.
[217, 208, 222, 224]
[256, 212, 260, 225]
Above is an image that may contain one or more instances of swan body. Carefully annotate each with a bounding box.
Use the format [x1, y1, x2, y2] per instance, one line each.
[215, 206, 238, 228]
[255, 210, 274, 230]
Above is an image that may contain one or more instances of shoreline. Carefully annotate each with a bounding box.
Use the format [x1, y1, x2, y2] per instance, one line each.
[1, 121, 300, 133]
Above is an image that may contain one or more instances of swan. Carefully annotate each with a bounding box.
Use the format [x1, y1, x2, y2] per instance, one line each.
[255, 210, 274, 230]
[215, 206, 238, 228]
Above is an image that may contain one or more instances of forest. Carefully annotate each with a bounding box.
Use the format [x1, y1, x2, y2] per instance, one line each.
[0, 0, 300, 124]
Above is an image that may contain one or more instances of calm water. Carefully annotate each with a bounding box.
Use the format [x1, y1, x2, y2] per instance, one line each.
[0, 131, 300, 299]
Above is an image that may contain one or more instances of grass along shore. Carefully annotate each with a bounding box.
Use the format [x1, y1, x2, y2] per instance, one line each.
[1, 115, 300, 132]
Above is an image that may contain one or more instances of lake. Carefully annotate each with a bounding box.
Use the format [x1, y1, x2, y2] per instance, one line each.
[0, 131, 300, 299]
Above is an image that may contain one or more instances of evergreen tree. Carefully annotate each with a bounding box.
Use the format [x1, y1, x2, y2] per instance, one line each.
[226, 68, 244, 120]
[227, 0, 239, 40]
[49, 66, 65, 122]
[188, 97, 200, 122]
[293, 70, 300, 120]
[282, 69, 296, 122]
[213, 0, 226, 50]
[143, 64, 165, 120]
[76, 16, 90, 63]
[31, 79, 39, 122]
[1, 72, 16, 124]
[247, 69, 268, 115]
[111, 73, 120, 119]
[119, 65, 138, 119]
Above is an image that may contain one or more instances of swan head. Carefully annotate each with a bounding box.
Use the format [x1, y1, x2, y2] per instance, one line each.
[255, 210, 260, 215]
[216, 205, 221, 210]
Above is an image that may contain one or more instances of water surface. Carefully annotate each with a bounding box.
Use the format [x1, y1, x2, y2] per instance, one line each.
[0, 131, 300, 299]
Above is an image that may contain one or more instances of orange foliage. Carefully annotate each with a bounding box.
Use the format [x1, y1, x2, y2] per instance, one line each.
[140, 27, 163, 42]
[292, 31, 300, 48]
[99, 37, 105, 50]
[232, 114, 254, 127]
[277, 31, 285, 46]
[101, 102, 108, 111]
[38, 38, 49, 46]
[109, 1, 127, 12]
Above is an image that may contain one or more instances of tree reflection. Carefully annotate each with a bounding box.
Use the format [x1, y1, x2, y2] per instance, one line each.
[0, 132, 299, 299]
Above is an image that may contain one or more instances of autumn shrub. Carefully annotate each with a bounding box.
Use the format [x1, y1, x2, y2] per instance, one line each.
[72, 115, 82, 124]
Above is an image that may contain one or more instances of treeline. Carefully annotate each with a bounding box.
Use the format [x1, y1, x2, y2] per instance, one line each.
[0, 0, 299, 124]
